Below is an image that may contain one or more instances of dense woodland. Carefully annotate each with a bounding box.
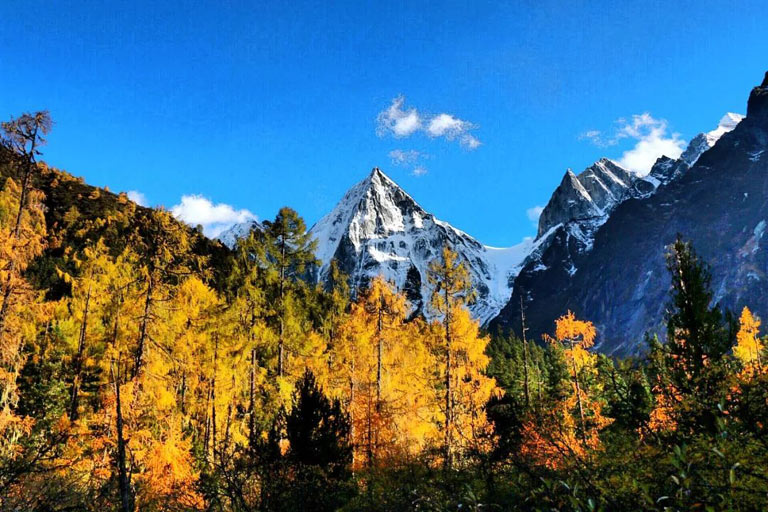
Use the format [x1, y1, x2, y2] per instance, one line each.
[2, 112, 768, 511]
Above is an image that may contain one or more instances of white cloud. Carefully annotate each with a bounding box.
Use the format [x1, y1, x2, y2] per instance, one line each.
[578, 130, 607, 147]
[411, 166, 428, 177]
[389, 149, 425, 166]
[427, 113, 473, 139]
[616, 114, 685, 174]
[581, 113, 686, 175]
[526, 205, 544, 226]
[461, 134, 482, 150]
[376, 96, 422, 138]
[376, 96, 481, 150]
[171, 194, 256, 238]
[126, 190, 148, 206]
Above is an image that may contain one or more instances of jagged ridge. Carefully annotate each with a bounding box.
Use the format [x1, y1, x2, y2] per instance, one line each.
[490, 74, 765, 355]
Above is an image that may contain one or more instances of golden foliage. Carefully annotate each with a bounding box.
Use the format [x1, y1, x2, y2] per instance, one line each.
[734, 306, 764, 376]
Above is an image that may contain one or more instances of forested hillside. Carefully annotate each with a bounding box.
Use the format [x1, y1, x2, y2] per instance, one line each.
[4, 111, 768, 511]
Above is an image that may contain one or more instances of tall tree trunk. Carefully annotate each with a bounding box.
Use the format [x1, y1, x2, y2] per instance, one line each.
[444, 288, 453, 470]
[376, 297, 383, 410]
[570, 339, 589, 447]
[278, 237, 286, 377]
[211, 335, 218, 462]
[249, 347, 256, 446]
[112, 358, 133, 512]
[520, 296, 530, 409]
[349, 359, 356, 469]
[366, 390, 374, 468]
[223, 371, 235, 464]
[69, 282, 92, 420]
[133, 276, 154, 378]
[180, 371, 187, 417]
[203, 384, 212, 465]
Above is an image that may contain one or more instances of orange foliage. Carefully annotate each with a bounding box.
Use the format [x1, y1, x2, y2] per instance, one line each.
[647, 382, 681, 434]
[524, 311, 611, 467]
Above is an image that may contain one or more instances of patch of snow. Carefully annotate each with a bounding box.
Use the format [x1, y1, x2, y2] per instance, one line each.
[642, 174, 661, 189]
[217, 220, 262, 248]
[707, 112, 744, 141]
[753, 220, 766, 253]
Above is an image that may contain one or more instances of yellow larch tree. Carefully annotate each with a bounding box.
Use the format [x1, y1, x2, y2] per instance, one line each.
[435, 305, 498, 459]
[428, 247, 499, 468]
[56, 240, 114, 421]
[734, 306, 764, 376]
[323, 276, 437, 468]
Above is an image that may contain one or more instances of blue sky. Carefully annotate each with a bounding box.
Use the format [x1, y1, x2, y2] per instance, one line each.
[1, 1, 766, 246]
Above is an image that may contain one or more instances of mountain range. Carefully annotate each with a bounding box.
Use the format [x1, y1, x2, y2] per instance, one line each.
[221, 71, 768, 354]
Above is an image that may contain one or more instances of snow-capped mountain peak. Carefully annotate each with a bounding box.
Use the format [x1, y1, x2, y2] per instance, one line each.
[311, 167, 428, 277]
[309, 167, 533, 324]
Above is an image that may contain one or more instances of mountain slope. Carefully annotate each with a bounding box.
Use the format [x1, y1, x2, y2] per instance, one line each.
[491, 72, 767, 354]
[309, 168, 537, 323]
[217, 219, 263, 248]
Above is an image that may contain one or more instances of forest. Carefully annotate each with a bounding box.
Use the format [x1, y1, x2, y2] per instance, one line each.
[2, 111, 768, 512]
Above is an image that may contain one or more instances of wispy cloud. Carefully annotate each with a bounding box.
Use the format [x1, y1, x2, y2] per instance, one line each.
[580, 113, 685, 175]
[526, 205, 544, 227]
[171, 194, 256, 238]
[578, 130, 605, 147]
[127, 190, 148, 206]
[376, 96, 481, 150]
[461, 134, 482, 150]
[376, 96, 422, 138]
[389, 149, 426, 166]
[389, 149, 430, 176]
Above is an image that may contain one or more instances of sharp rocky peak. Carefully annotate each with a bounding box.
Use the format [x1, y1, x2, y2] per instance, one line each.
[345, 167, 424, 216]
[537, 160, 629, 238]
[308, 167, 533, 325]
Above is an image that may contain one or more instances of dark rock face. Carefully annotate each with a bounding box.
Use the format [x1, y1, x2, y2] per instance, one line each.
[747, 72, 768, 122]
[491, 72, 768, 355]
